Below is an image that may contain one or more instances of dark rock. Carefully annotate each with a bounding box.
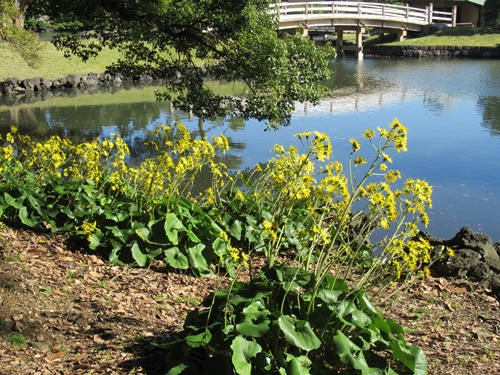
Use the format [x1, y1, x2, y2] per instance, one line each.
[424, 227, 500, 298]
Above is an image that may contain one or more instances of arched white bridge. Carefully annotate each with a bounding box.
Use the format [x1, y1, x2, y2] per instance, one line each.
[272, 1, 456, 57]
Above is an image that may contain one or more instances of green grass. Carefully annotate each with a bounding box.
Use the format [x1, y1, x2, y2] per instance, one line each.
[379, 27, 500, 47]
[6, 333, 27, 347]
[0, 40, 123, 81]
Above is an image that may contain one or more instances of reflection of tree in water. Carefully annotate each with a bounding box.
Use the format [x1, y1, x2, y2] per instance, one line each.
[478, 96, 500, 137]
[0, 100, 167, 143]
[323, 59, 387, 96]
[422, 90, 456, 115]
[129, 117, 245, 171]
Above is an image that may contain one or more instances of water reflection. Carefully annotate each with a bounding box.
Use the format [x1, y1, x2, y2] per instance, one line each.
[478, 96, 500, 136]
[1, 58, 500, 239]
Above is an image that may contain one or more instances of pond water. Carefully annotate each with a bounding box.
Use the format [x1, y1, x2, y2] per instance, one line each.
[1, 58, 499, 241]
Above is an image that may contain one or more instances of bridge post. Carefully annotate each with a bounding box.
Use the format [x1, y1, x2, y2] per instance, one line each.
[396, 29, 407, 42]
[452, 6, 457, 26]
[356, 27, 364, 59]
[336, 30, 344, 57]
[427, 3, 433, 24]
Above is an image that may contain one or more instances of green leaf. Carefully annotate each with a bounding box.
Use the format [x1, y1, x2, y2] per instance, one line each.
[88, 231, 103, 250]
[107, 225, 133, 244]
[350, 309, 372, 329]
[235, 301, 270, 338]
[131, 241, 147, 266]
[134, 226, 151, 242]
[28, 195, 44, 216]
[333, 331, 380, 375]
[336, 300, 357, 318]
[187, 244, 209, 274]
[358, 291, 379, 315]
[165, 247, 189, 270]
[385, 318, 406, 336]
[186, 228, 201, 243]
[166, 363, 188, 375]
[324, 275, 348, 291]
[285, 353, 311, 375]
[390, 341, 428, 375]
[316, 289, 344, 305]
[372, 316, 392, 335]
[185, 330, 212, 348]
[19, 207, 35, 227]
[108, 241, 126, 265]
[229, 220, 243, 240]
[278, 315, 320, 351]
[213, 237, 229, 256]
[409, 346, 428, 375]
[231, 336, 262, 375]
[4, 192, 24, 209]
[165, 213, 186, 245]
[54, 185, 66, 195]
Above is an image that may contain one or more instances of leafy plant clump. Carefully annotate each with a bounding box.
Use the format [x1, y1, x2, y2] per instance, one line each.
[0, 120, 448, 374]
[161, 264, 427, 375]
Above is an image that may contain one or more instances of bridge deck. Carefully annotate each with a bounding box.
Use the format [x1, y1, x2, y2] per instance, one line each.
[273, 1, 456, 57]
[274, 1, 455, 32]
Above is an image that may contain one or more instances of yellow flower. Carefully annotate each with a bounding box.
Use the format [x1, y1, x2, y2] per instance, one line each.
[385, 169, 401, 183]
[380, 217, 390, 229]
[218, 231, 229, 240]
[235, 189, 245, 202]
[79, 221, 97, 242]
[353, 155, 367, 165]
[295, 131, 312, 140]
[349, 138, 361, 153]
[362, 129, 375, 139]
[241, 252, 250, 269]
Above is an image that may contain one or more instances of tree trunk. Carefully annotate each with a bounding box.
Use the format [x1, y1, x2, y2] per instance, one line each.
[12, 0, 29, 28]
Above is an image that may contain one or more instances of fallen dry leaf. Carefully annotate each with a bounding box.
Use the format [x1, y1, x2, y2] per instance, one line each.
[45, 352, 66, 361]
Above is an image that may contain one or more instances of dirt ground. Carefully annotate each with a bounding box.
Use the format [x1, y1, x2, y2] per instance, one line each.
[1, 228, 499, 375]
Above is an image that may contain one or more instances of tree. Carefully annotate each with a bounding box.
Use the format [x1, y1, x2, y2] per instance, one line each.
[484, 0, 500, 27]
[28, 0, 334, 128]
[1, 0, 42, 67]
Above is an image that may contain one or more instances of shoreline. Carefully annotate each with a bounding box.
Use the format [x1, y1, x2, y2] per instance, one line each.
[363, 45, 500, 58]
[2, 44, 500, 96]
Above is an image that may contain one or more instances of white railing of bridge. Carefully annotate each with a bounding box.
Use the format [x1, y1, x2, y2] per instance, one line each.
[273, 1, 455, 27]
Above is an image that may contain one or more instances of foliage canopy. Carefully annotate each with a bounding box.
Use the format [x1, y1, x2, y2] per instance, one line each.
[27, 0, 334, 127]
[0, 0, 42, 67]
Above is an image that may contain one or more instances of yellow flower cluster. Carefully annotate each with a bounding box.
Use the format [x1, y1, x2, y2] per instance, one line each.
[77, 220, 98, 242]
[0, 123, 231, 203]
[388, 238, 432, 279]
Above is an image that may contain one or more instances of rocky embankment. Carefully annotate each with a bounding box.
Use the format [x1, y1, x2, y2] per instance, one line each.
[0, 72, 162, 104]
[364, 45, 500, 58]
[423, 227, 500, 298]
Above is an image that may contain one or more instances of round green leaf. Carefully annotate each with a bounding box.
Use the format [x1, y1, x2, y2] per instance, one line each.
[165, 247, 189, 269]
[278, 315, 320, 351]
[236, 301, 270, 338]
[231, 336, 262, 375]
[131, 241, 147, 266]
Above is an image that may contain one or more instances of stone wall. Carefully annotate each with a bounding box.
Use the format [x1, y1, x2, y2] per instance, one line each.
[0, 73, 161, 96]
[364, 45, 500, 58]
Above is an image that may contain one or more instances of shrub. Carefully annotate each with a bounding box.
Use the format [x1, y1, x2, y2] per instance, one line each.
[0, 120, 438, 374]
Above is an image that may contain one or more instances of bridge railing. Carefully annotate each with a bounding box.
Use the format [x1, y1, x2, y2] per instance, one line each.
[273, 1, 454, 27]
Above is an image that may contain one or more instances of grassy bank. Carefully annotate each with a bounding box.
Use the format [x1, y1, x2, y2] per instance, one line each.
[367, 27, 500, 47]
[0, 41, 122, 81]
[1, 27, 499, 82]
